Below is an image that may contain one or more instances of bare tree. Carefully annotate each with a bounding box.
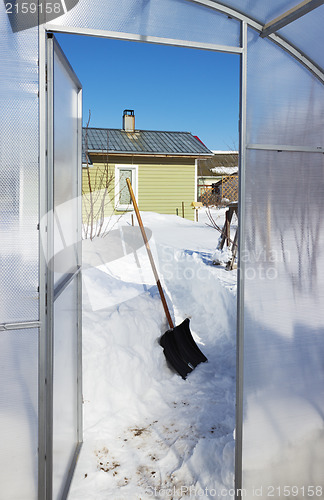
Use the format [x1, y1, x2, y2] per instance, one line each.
[82, 111, 130, 240]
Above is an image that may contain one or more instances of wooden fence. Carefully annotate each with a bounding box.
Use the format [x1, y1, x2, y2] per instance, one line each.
[198, 174, 238, 206]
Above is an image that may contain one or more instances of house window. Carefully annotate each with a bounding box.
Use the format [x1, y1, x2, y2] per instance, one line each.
[115, 165, 138, 210]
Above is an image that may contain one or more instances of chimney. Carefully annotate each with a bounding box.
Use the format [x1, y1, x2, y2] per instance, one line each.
[122, 109, 135, 132]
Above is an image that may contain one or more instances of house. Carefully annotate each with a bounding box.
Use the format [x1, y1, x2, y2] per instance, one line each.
[82, 110, 213, 224]
[197, 151, 238, 205]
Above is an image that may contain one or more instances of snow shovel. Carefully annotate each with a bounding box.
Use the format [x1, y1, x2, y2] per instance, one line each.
[126, 178, 207, 379]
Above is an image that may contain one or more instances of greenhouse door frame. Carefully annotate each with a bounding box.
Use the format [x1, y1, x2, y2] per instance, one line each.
[38, 22, 244, 499]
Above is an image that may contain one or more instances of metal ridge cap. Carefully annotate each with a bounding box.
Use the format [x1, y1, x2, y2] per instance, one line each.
[83, 127, 195, 134]
[88, 150, 213, 157]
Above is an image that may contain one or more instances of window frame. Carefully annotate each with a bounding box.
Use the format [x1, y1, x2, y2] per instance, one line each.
[114, 164, 138, 211]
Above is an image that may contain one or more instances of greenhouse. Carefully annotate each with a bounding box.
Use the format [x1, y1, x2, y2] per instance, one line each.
[0, 0, 323, 499]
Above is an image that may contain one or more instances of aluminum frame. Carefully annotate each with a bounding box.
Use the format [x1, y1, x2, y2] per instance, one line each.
[38, 29, 83, 500]
[75, 70, 83, 480]
[0, 321, 41, 331]
[38, 21, 48, 500]
[52, 33, 83, 500]
[235, 20, 247, 500]
[260, 0, 324, 38]
[45, 24, 243, 55]
[46, 33, 55, 500]
[247, 144, 324, 153]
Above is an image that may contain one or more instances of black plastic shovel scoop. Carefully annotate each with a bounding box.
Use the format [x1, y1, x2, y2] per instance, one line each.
[160, 318, 207, 379]
[126, 179, 207, 379]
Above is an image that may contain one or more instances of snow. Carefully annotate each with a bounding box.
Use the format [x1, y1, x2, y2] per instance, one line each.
[68, 208, 237, 500]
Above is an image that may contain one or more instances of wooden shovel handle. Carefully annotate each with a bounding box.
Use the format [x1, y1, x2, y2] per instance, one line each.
[126, 178, 174, 329]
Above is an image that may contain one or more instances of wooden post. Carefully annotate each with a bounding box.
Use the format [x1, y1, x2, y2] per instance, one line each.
[131, 213, 134, 226]
[182, 201, 185, 218]
[226, 227, 238, 271]
[218, 203, 238, 250]
[225, 209, 231, 247]
[191, 201, 202, 223]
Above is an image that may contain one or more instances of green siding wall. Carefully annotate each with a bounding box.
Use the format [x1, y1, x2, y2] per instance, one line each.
[82, 161, 196, 223]
[138, 164, 196, 221]
[82, 163, 115, 223]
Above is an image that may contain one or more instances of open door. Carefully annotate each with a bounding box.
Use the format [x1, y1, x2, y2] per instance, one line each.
[45, 33, 82, 500]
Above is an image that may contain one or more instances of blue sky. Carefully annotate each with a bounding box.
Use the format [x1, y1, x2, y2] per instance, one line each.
[56, 33, 240, 151]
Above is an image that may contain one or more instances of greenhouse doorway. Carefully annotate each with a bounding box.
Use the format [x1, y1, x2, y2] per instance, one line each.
[41, 28, 240, 500]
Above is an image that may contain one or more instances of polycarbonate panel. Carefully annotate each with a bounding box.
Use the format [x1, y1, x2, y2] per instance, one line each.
[0, 328, 38, 499]
[206, 0, 324, 73]
[208, 0, 315, 25]
[53, 276, 79, 500]
[241, 149, 324, 497]
[246, 29, 324, 148]
[47, 0, 241, 47]
[53, 43, 80, 286]
[0, 12, 39, 324]
[278, 5, 324, 71]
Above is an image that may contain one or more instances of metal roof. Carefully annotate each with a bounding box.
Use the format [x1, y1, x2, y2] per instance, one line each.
[197, 152, 238, 177]
[82, 127, 213, 157]
[211, 166, 238, 175]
